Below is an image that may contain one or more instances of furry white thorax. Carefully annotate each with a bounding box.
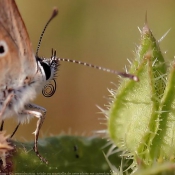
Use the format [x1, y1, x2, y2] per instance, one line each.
[0, 61, 49, 123]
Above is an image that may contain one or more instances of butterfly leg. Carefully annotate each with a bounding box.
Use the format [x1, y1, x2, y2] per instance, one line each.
[19, 104, 47, 164]
[0, 120, 20, 137]
[10, 122, 21, 138]
[0, 120, 4, 131]
[0, 93, 14, 132]
[0, 93, 14, 118]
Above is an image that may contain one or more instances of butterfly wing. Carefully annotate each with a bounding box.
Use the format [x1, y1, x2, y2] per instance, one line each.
[0, 0, 36, 87]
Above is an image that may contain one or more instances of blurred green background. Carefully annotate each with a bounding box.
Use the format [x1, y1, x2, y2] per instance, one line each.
[5, 0, 175, 141]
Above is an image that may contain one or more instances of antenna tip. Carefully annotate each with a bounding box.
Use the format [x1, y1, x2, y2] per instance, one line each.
[118, 72, 139, 81]
[126, 74, 139, 82]
[133, 75, 139, 82]
[52, 7, 59, 18]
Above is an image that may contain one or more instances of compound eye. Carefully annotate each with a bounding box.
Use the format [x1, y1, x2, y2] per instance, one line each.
[40, 61, 51, 80]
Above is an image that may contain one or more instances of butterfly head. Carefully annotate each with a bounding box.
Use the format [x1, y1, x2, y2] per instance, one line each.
[37, 50, 59, 97]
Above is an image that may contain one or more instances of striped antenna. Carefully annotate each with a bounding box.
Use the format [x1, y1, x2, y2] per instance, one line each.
[50, 49, 138, 81]
[57, 57, 138, 81]
[36, 8, 58, 57]
[37, 9, 139, 82]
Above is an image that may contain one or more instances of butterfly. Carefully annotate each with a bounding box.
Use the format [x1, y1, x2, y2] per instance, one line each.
[0, 0, 138, 164]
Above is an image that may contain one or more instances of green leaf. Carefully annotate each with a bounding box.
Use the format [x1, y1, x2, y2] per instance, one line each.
[8, 136, 126, 173]
[107, 21, 167, 166]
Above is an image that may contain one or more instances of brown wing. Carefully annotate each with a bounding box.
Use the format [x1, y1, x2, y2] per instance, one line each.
[0, 0, 37, 82]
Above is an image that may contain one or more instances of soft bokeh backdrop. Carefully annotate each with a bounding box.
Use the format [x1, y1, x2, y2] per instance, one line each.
[5, 0, 175, 141]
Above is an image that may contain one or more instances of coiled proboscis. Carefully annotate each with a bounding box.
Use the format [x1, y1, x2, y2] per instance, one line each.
[42, 79, 57, 97]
